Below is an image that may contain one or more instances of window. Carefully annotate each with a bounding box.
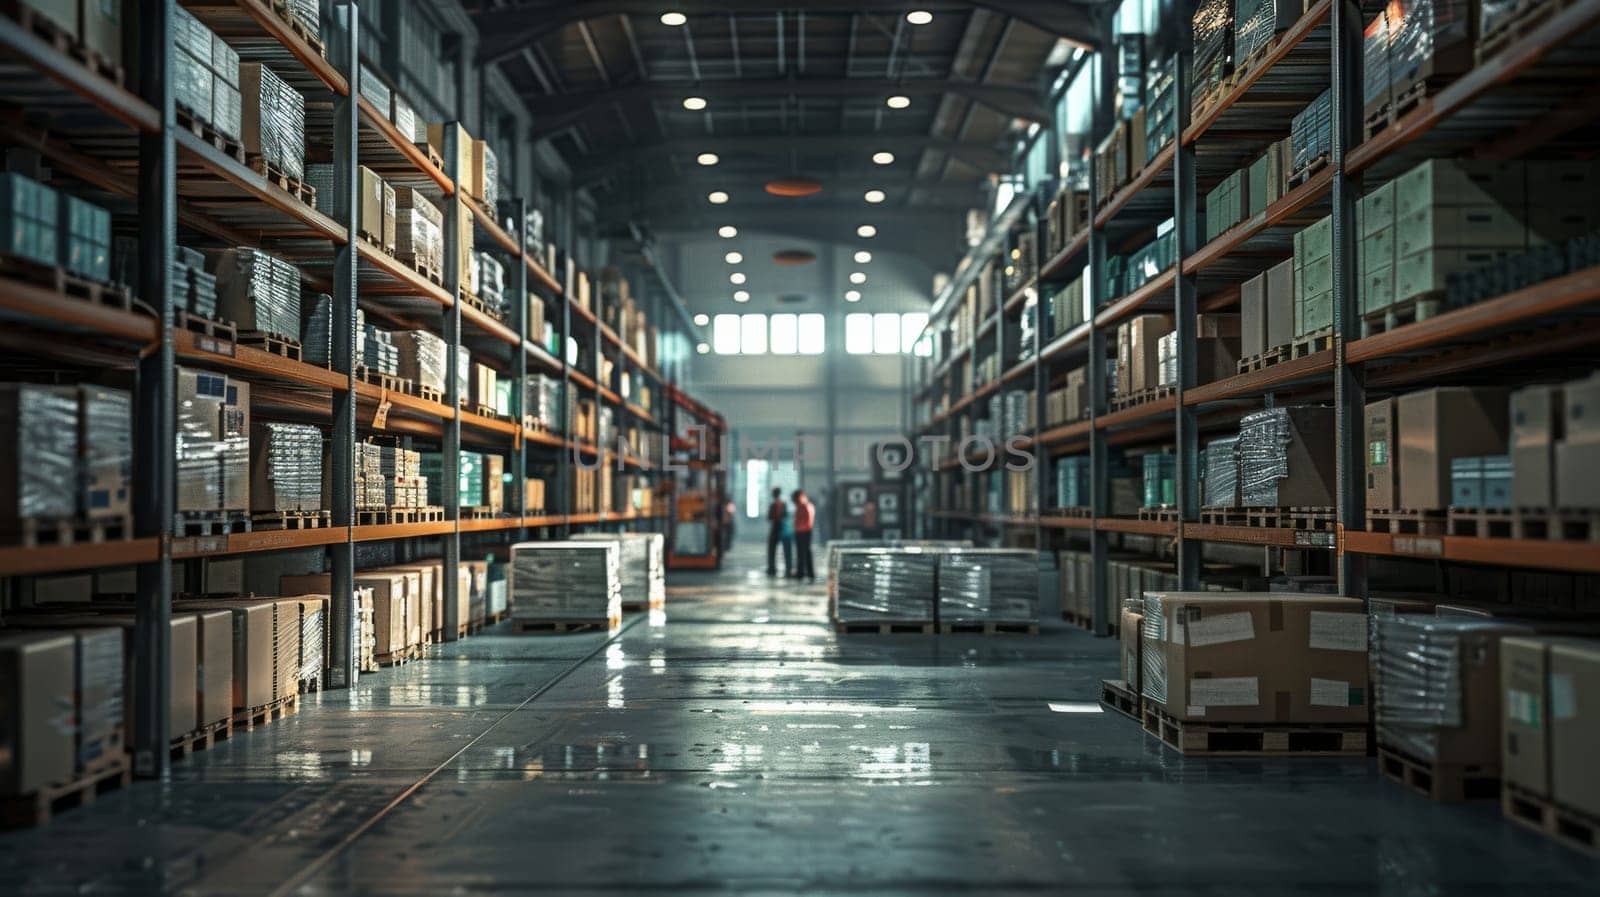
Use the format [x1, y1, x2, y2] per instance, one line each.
[713, 313, 823, 354]
[713, 314, 741, 354]
[741, 314, 768, 354]
[797, 314, 825, 354]
[770, 314, 798, 354]
[846, 312, 929, 355]
[745, 459, 770, 519]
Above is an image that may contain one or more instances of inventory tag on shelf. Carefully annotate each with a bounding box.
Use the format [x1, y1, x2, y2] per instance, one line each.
[373, 390, 391, 429]
[195, 335, 235, 357]
[1295, 530, 1336, 548]
[1393, 536, 1443, 558]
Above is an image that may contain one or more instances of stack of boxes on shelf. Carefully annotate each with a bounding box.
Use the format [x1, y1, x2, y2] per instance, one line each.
[1046, 186, 1090, 261]
[1291, 214, 1333, 342]
[211, 248, 302, 342]
[238, 63, 306, 183]
[1290, 88, 1331, 181]
[172, 246, 217, 318]
[394, 188, 443, 282]
[1141, 452, 1176, 510]
[829, 546, 1038, 632]
[572, 533, 665, 610]
[1190, 0, 1233, 111]
[509, 541, 621, 627]
[1115, 314, 1172, 401]
[174, 8, 240, 144]
[248, 423, 322, 517]
[175, 369, 249, 526]
[0, 172, 112, 287]
[1157, 314, 1241, 388]
[1235, 406, 1336, 509]
[1045, 365, 1091, 429]
[1362, 0, 1479, 126]
[1240, 256, 1296, 363]
[0, 384, 131, 538]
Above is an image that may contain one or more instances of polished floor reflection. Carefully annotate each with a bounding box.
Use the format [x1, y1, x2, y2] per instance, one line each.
[2, 546, 1593, 895]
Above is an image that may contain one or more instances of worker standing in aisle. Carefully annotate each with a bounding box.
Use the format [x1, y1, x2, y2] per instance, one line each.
[792, 489, 816, 584]
[766, 487, 789, 577]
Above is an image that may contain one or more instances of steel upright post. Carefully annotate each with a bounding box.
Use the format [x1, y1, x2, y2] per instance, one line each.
[1088, 33, 1117, 638]
[442, 125, 463, 640]
[328, 2, 361, 687]
[514, 197, 530, 540]
[1331, 0, 1367, 596]
[1173, 37, 1202, 590]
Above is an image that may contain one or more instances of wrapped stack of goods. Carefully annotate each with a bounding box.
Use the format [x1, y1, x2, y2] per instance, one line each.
[472, 139, 499, 210]
[1053, 456, 1091, 509]
[248, 422, 322, 515]
[393, 330, 447, 393]
[1290, 89, 1332, 180]
[1046, 186, 1089, 259]
[168, 245, 214, 316]
[1204, 169, 1247, 242]
[354, 441, 385, 510]
[831, 548, 938, 627]
[59, 192, 111, 284]
[210, 248, 302, 341]
[78, 386, 131, 523]
[301, 295, 353, 367]
[509, 541, 621, 627]
[1234, 0, 1298, 67]
[361, 324, 399, 377]
[1363, 0, 1476, 124]
[175, 369, 249, 521]
[573, 532, 666, 610]
[1236, 406, 1335, 508]
[471, 250, 506, 316]
[936, 549, 1037, 630]
[1247, 138, 1291, 219]
[1141, 592, 1370, 752]
[0, 385, 78, 535]
[0, 173, 58, 268]
[1190, 0, 1233, 111]
[174, 7, 241, 142]
[1201, 436, 1241, 509]
[239, 63, 305, 181]
[394, 187, 443, 281]
[376, 441, 425, 508]
[1142, 451, 1175, 509]
[1240, 259, 1296, 361]
[1143, 53, 1176, 159]
[1115, 314, 1172, 401]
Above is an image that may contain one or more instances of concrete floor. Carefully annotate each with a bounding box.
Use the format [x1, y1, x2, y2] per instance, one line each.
[3, 546, 1594, 895]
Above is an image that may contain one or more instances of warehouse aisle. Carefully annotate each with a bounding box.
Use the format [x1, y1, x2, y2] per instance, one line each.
[3, 549, 1595, 895]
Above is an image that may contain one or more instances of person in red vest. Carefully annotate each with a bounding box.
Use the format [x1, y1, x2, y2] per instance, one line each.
[791, 488, 816, 584]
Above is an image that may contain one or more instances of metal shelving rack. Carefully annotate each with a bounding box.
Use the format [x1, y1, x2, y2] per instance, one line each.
[911, 0, 1600, 634]
[0, 0, 698, 777]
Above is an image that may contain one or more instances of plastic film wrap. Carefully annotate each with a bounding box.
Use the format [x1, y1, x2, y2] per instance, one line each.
[78, 385, 130, 517]
[481, 143, 500, 209]
[1, 385, 80, 520]
[76, 627, 124, 768]
[509, 541, 620, 622]
[1234, 0, 1296, 65]
[255, 422, 322, 512]
[1364, 10, 1393, 112]
[1375, 616, 1527, 761]
[395, 188, 442, 273]
[299, 604, 324, 684]
[243, 62, 305, 180]
[0, 173, 59, 267]
[574, 532, 665, 608]
[1392, 0, 1473, 85]
[1141, 593, 1169, 704]
[833, 548, 938, 623]
[60, 195, 111, 282]
[523, 373, 563, 430]
[1191, 0, 1233, 101]
[936, 549, 1037, 624]
[210, 248, 302, 340]
[393, 330, 446, 392]
[1201, 436, 1240, 508]
[1291, 89, 1332, 173]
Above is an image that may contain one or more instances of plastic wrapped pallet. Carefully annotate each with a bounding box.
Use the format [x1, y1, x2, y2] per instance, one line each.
[209, 248, 302, 340]
[1234, 0, 1298, 66]
[59, 194, 111, 282]
[358, 65, 391, 122]
[393, 330, 446, 392]
[1192, 0, 1233, 104]
[1390, 0, 1476, 92]
[394, 187, 442, 275]
[302, 294, 363, 367]
[249, 422, 322, 513]
[1201, 436, 1240, 507]
[936, 549, 1037, 625]
[573, 532, 665, 609]
[1376, 616, 1531, 768]
[361, 324, 398, 375]
[297, 597, 324, 687]
[832, 548, 938, 624]
[509, 541, 621, 623]
[0, 172, 58, 267]
[0, 385, 78, 527]
[239, 63, 305, 180]
[1236, 406, 1336, 507]
[78, 385, 131, 520]
[0, 632, 76, 795]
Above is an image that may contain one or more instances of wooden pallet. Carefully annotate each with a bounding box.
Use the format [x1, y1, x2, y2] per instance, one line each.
[1362, 295, 1444, 337]
[170, 717, 234, 759]
[1543, 508, 1600, 542]
[357, 229, 395, 258]
[1289, 506, 1336, 532]
[355, 506, 444, 525]
[0, 753, 131, 829]
[1290, 328, 1334, 359]
[174, 511, 251, 537]
[1101, 678, 1140, 720]
[488, 610, 509, 625]
[238, 330, 303, 362]
[1367, 508, 1448, 536]
[251, 509, 333, 531]
[375, 645, 422, 667]
[1111, 385, 1176, 411]
[417, 384, 444, 404]
[938, 620, 1038, 636]
[462, 506, 497, 520]
[1144, 706, 1367, 757]
[1137, 506, 1180, 523]
[1236, 345, 1287, 374]
[1052, 506, 1093, 518]
[231, 694, 299, 733]
[175, 106, 246, 164]
[1379, 744, 1499, 802]
[1478, 0, 1576, 62]
[1362, 80, 1431, 143]
[1447, 507, 1516, 539]
[175, 309, 237, 342]
[266, 0, 326, 54]
[460, 289, 505, 322]
[356, 366, 410, 393]
[395, 252, 442, 286]
[247, 155, 317, 209]
[0, 1, 124, 85]
[512, 617, 621, 634]
[1502, 782, 1600, 856]
[1199, 507, 1249, 526]
[834, 620, 936, 635]
[621, 599, 666, 613]
[12, 513, 131, 548]
[0, 252, 136, 312]
[1287, 154, 1329, 190]
[1244, 507, 1291, 529]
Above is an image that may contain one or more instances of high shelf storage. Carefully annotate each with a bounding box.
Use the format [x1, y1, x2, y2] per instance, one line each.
[0, 0, 717, 778]
[911, 0, 1600, 632]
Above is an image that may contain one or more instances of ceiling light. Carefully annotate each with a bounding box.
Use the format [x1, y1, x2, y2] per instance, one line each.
[864, 189, 886, 204]
[708, 190, 729, 204]
[857, 224, 877, 238]
[683, 96, 707, 111]
[854, 250, 873, 264]
[696, 342, 710, 354]
[718, 225, 738, 238]
[661, 11, 687, 26]
[733, 290, 751, 302]
[886, 95, 910, 109]
[693, 313, 710, 326]
[845, 290, 862, 302]
[872, 151, 895, 165]
[697, 152, 720, 166]
[849, 272, 867, 284]
[730, 272, 747, 285]
[725, 251, 743, 264]
[907, 11, 933, 25]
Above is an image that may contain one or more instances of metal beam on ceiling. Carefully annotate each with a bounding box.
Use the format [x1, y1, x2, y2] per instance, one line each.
[568, 135, 1008, 185]
[595, 196, 977, 233]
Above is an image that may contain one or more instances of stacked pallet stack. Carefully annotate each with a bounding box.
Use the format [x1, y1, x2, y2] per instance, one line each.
[248, 422, 322, 519]
[174, 8, 240, 143]
[573, 532, 665, 610]
[937, 549, 1037, 632]
[831, 548, 939, 629]
[239, 63, 306, 182]
[211, 248, 302, 343]
[508, 541, 621, 629]
[175, 369, 249, 526]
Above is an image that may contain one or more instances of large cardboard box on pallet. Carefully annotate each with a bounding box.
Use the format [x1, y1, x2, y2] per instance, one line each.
[0, 632, 76, 796]
[384, 562, 439, 641]
[1510, 384, 1561, 510]
[280, 572, 408, 661]
[1120, 607, 1143, 695]
[1140, 593, 1369, 726]
[177, 599, 275, 712]
[1365, 398, 1400, 511]
[14, 614, 198, 741]
[1550, 640, 1600, 817]
[426, 123, 476, 202]
[1396, 387, 1509, 510]
[193, 610, 233, 729]
[1265, 258, 1295, 352]
[1498, 636, 1600, 801]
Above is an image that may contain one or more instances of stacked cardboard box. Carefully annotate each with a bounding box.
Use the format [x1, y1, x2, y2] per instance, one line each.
[1501, 637, 1600, 824]
[171, 245, 218, 318]
[352, 442, 385, 510]
[1237, 406, 1335, 507]
[1115, 315, 1172, 397]
[1358, 180, 1397, 317]
[1365, 387, 1508, 512]
[249, 422, 322, 514]
[210, 248, 302, 340]
[1204, 169, 1248, 242]
[1142, 452, 1175, 509]
[0, 632, 95, 796]
[175, 369, 249, 518]
[1247, 138, 1291, 218]
[174, 7, 241, 141]
[239, 63, 305, 180]
[509, 542, 621, 624]
[394, 187, 443, 276]
[0, 172, 58, 268]
[1191, 0, 1233, 110]
[1240, 259, 1296, 358]
[1290, 89, 1331, 177]
[1555, 373, 1600, 509]
[1393, 159, 1528, 307]
[1292, 215, 1333, 338]
[1450, 455, 1512, 509]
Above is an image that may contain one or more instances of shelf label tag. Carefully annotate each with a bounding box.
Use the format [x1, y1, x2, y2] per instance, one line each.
[1393, 536, 1443, 558]
[1295, 531, 1336, 549]
[196, 335, 235, 357]
[373, 390, 391, 429]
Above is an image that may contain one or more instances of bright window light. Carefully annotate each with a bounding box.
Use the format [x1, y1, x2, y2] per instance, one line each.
[770, 313, 798, 354]
[845, 290, 861, 302]
[900, 312, 929, 353]
[684, 96, 707, 111]
[798, 314, 825, 354]
[872, 151, 895, 165]
[857, 224, 877, 238]
[697, 152, 720, 166]
[693, 313, 710, 326]
[873, 313, 900, 354]
[730, 272, 746, 285]
[734, 290, 751, 302]
[708, 190, 729, 204]
[725, 251, 743, 264]
[741, 313, 768, 354]
[854, 250, 873, 264]
[849, 271, 867, 285]
[718, 225, 738, 238]
[661, 11, 687, 26]
[713, 314, 740, 354]
[914, 335, 933, 357]
[886, 95, 910, 109]
[745, 458, 770, 518]
[845, 313, 873, 354]
[864, 189, 886, 203]
[907, 10, 933, 25]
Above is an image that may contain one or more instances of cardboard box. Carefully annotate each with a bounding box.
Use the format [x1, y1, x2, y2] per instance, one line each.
[1365, 398, 1400, 511]
[485, 454, 504, 514]
[0, 632, 75, 795]
[472, 363, 497, 411]
[381, 179, 396, 256]
[179, 600, 274, 711]
[1126, 315, 1172, 394]
[1397, 387, 1510, 511]
[427, 122, 476, 197]
[1550, 639, 1600, 817]
[271, 599, 302, 700]
[1142, 593, 1369, 725]
[1511, 385, 1561, 510]
[192, 610, 233, 728]
[1565, 373, 1600, 444]
[1121, 608, 1143, 694]
[1555, 439, 1600, 509]
[1265, 259, 1295, 351]
[1395, 203, 1526, 255]
[358, 166, 385, 246]
[1241, 272, 1268, 358]
[0, 384, 79, 527]
[1395, 158, 1526, 219]
[1502, 636, 1557, 798]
